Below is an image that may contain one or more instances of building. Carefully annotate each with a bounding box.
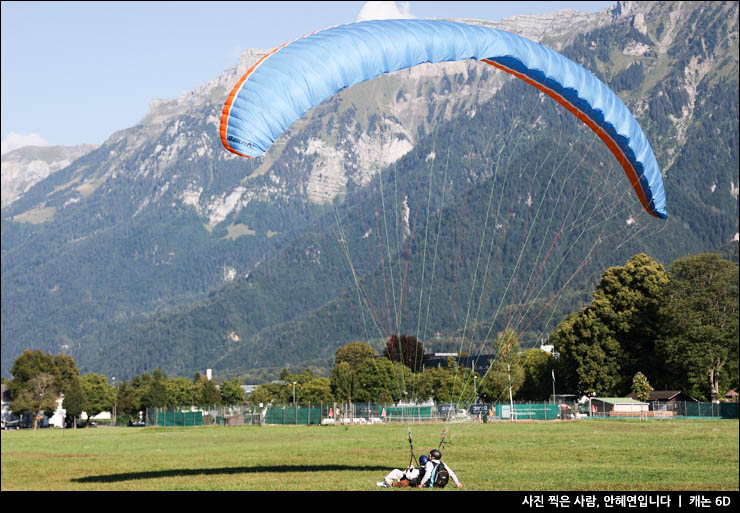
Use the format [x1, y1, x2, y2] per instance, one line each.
[421, 353, 496, 375]
[1, 384, 20, 429]
[590, 397, 649, 417]
[241, 385, 257, 398]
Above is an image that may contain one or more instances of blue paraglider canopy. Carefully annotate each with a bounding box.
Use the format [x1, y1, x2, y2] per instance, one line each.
[220, 19, 665, 219]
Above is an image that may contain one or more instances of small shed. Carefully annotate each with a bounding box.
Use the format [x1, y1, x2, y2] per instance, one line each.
[590, 397, 648, 417]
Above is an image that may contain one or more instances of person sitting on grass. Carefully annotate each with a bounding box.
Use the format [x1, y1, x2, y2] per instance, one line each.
[377, 455, 429, 488]
[417, 449, 462, 489]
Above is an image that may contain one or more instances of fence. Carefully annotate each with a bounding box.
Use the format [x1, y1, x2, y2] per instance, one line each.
[254, 401, 598, 424]
[141, 400, 738, 427]
[647, 400, 738, 419]
[582, 400, 739, 420]
[145, 405, 263, 427]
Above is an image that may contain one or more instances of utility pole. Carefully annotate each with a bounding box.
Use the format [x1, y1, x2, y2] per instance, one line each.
[552, 369, 556, 404]
[292, 382, 297, 425]
[507, 363, 515, 423]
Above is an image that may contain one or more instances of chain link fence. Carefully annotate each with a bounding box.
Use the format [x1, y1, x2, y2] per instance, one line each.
[140, 400, 738, 427]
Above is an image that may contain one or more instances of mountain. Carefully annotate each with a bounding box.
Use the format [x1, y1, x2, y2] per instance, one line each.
[1, 144, 97, 209]
[1, 1, 737, 380]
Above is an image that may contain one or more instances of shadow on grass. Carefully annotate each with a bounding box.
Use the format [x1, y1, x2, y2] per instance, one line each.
[72, 464, 389, 483]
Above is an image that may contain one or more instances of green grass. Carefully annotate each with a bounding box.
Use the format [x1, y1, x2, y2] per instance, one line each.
[1, 420, 737, 491]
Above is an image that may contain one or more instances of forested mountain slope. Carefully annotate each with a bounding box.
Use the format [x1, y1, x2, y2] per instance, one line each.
[1, 2, 737, 379]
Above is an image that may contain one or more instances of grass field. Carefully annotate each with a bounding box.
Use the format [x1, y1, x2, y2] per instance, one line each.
[1, 419, 738, 491]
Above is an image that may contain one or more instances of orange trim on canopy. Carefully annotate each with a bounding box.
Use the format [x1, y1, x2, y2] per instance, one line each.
[219, 43, 290, 158]
[220, 27, 333, 158]
[481, 58, 656, 218]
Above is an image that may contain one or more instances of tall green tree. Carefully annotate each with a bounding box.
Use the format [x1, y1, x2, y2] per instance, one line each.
[166, 377, 197, 406]
[80, 373, 116, 420]
[419, 358, 477, 404]
[195, 376, 221, 405]
[8, 350, 60, 398]
[657, 254, 739, 401]
[354, 357, 405, 403]
[594, 253, 669, 388]
[128, 372, 154, 412]
[53, 354, 81, 396]
[220, 378, 246, 405]
[631, 372, 653, 402]
[330, 361, 355, 405]
[298, 377, 334, 403]
[330, 342, 381, 404]
[551, 305, 622, 396]
[62, 377, 87, 428]
[479, 330, 524, 402]
[551, 254, 668, 395]
[115, 381, 139, 419]
[143, 369, 169, 408]
[11, 372, 59, 429]
[335, 341, 378, 371]
[419, 364, 455, 404]
[246, 381, 288, 406]
[517, 348, 556, 400]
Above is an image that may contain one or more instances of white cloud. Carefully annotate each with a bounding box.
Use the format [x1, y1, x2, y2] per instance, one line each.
[357, 1, 414, 22]
[1, 133, 48, 155]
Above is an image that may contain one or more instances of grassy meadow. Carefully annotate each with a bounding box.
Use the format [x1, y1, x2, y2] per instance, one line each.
[1, 419, 738, 491]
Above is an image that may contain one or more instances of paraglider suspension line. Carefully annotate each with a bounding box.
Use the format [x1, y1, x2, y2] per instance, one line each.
[408, 428, 418, 467]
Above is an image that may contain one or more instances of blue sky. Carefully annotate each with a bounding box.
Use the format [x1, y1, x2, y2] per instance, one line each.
[1, 1, 614, 154]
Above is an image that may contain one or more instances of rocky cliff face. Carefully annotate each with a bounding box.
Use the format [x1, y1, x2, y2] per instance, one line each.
[1, 144, 97, 209]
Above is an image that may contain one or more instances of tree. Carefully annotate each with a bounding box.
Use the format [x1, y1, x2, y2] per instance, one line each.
[166, 377, 197, 406]
[80, 373, 116, 420]
[299, 377, 334, 403]
[631, 372, 653, 402]
[220, 378, 245, 405]
[62, 377, 87, 428]
[246, 382, 286, 406]
[9, 351, 84, 428]
[419, 364, 454, 404]
[330, 361, 355, 405]
[12, 372, 59, 429]
[128, 372, 154, 413]
[551, 305, 622, 396]
[479, 330, 524, 402]
[418, 358, 477, 404]
[551, 254, 669, 395]
[9, 350, 60, 398]
[53, 354, 81, 396]
[195, 376, 221, 405]
[383, 334, 425, 373]
[280, 368, 315, 387]
[115, 380, 139, 419]
[143, 369, 169, 408]
[657, 254, 739, 401]
[335, 341, 378, 371]
[517, 348, 556, 400]
[594, 253, 669, 389]
[354, 358, 405, 403]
